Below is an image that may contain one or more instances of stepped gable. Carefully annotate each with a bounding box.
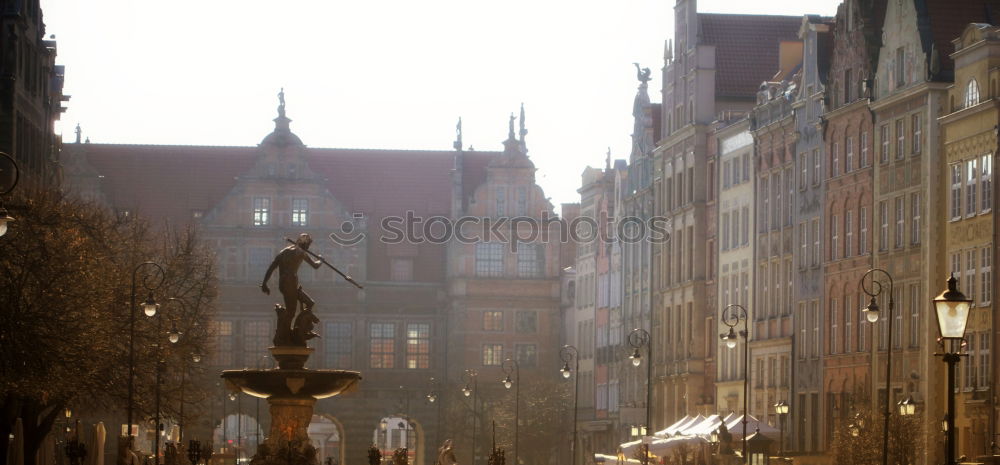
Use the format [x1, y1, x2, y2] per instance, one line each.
[700, 13, 804, 98]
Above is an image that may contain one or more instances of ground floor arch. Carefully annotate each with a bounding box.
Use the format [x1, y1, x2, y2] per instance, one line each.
[309, 414, 345, 465]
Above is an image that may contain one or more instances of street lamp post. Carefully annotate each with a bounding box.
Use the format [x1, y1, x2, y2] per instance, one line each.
[559, 345, 580, 465]
[128, 262, 164, 445]
[0, 152, 20, 237]
[933, 274, 973, 465]
[461, 370, 478, 465]
[719, 304, 749, 463]
[774, 401, 788, 456]
[179, 351, 201, 443]
[154, 298, 183, 465]
[859, 268, 894, 465]
[627, 328, 652, 465]
[501, 358, 520, 465]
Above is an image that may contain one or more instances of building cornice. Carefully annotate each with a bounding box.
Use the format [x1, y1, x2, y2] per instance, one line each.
[869, 81, 949, 112]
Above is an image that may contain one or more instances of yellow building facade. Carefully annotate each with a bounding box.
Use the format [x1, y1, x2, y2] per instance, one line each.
[939, 23, 998, 460]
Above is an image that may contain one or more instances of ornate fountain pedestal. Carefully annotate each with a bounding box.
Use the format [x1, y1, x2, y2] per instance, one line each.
[222, 346, 361, 465]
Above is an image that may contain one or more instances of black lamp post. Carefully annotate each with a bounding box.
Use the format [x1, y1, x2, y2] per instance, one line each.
[127, 261, 165, 444]
[153, 298, 183, 465]
[897, 396, 916, 417]
[774, 400, 788, 456]
[933, 274, 973, 465]
[501, 358, 520, 465]
[627, 328, 652, 465]
[719, 304, 749, 464]
[0, 152, 19, 237]
[559, 345, 580, 465]
[461, 370, 478, 465]
[859, 268, 894, 465]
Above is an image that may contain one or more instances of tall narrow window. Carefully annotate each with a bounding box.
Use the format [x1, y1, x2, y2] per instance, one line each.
[291, 198, 309, 226]
[895, 119, 905, 160]
[911, 114, 921, 154]
[722, 213, 730, 251]
[812, 219, 820, 266]
[832, 142, 840, 177]
[860, 131, 870, 167]
[743, 153, 751, 182]
[761, 178, 770, 232]
[370, 323, 396, 369]
[893, 287, 903, 349]
[799, 152, 808, 190]
[831, 214, 840, 260]
[252, 197, 271, 226]
[844, 297, 853, 353]
[982, 246, 992, 305]
[968, 159, 980, 216]
[773, 172, 782, 229]
[799, 223, 808, 268]
[845, 136, 854, 173]
[967, 249, 978, 307]
[798, 302, 807, 360]
[812, 149, 821, 185]
[845, 210, 854, 257]
[952, 163, 964, 220]
[966, 79, 981, 108]
[516, 187, 528, 215]
[978, 332, 990, 388]
[515, 344, 537, 367]
[910, 193, 921, 244]
[406, 323, 431, 369]
[880, 124, 890, 164]
[742, 206, 750, 246]
[812, 300, 820, 357]
[830, 297, 839, 354]
[879, 201, 888, 251]
[324, 322, 353, 368]
[982, 154, 993, 212]
[909, 284, 920, 347]
[964, 337, 977, 388]
[390, 258, 413, 282]
[732, 209, 740, 250]
[860, 206, 869, 254]
[786, 168, 794, 226]
[894, 197, 904, 248]
[858, 294, 867, 351]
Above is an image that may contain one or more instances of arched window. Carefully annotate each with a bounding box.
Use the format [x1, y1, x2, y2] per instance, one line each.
[965, 79, 981, 108]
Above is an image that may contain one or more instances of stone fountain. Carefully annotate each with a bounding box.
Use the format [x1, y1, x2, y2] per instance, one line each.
[223, 234, 362, 465]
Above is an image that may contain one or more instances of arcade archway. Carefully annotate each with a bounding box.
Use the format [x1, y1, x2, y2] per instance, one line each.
[309, 414, 345, 465]
[372, 416, 426, 465]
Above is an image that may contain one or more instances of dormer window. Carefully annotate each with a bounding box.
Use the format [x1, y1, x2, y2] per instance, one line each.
[965, 79, 980, 108]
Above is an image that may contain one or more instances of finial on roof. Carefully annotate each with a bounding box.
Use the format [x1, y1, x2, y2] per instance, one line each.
[454, 117, 463, 151]
[508, 113, 516, 140]
[74, 124, 81, 144]
[664, 39, 673, 61]
[277, 88, 286, 118]
[606, 147, 611, 170]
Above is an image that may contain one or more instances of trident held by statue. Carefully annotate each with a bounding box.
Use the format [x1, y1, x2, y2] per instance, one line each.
[283, 237, 363, 289]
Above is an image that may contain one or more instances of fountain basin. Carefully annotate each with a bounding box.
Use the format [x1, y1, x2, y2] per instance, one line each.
[222, 369, 361, 399]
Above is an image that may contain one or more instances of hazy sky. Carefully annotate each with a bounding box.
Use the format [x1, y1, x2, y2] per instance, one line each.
[44, 0, 840, 207]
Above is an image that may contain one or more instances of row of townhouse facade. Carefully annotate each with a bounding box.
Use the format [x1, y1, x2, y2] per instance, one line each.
[566, 1, 1000, 463]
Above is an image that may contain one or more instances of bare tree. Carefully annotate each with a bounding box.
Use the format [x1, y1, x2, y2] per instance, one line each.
[0, 189, 217, 465]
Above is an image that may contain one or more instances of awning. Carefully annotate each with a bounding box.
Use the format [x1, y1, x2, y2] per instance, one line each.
[647, 435, 709, 456]
[594, 453, 641, 464]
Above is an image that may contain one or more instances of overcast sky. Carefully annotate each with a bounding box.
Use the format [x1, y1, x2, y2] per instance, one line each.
[44, 0, 840, 207]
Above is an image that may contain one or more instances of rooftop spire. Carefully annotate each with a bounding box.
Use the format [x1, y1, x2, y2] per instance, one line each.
[278, 87, 286, 118]
[74, 124, 81, 144]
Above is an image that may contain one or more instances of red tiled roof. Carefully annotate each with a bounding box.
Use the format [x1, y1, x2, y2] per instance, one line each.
[700, 13, 804, 98]
[921, 0, 1000, 81]
[77, 143, 502, 282]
